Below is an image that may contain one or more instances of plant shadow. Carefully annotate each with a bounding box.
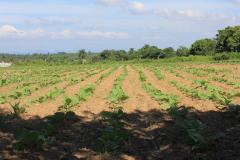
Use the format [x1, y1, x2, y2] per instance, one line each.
[0, 105, 240, 160]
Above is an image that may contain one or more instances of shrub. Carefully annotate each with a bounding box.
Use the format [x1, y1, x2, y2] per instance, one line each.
[213, 53, 230, 61]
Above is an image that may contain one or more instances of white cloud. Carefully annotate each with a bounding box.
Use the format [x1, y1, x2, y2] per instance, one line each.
[51, 30, 128, 39]
[0, 25, 128, 39]
[154, 8, 205, 21]
[24, 17, 82, 25]
[0, 25, 19, 37]
[0, 25, 27, 38]
[96, 0, 239, 23]
[128, 1, 147, 14]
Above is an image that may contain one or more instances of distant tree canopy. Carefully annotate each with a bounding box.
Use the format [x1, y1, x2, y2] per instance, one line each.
[216, 26, 240, 52]
[190, 39, 216, 55]
[176, 46, 189, 56]
[0, 25, 239, 63]
[100, 50, 128, 61]
[133, 45, 164, 59]
[78, 49, 87, 63]
[163, 47, 176, 58]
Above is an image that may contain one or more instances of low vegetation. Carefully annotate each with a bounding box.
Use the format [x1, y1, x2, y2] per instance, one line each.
[1, 57, 240, 159]
[108, 66, 128, 103]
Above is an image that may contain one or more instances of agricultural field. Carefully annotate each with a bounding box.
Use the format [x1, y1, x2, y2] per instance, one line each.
[1, 61, 240, 160]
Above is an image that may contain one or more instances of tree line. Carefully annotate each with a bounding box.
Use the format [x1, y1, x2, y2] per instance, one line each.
[0, 25, 239, 63]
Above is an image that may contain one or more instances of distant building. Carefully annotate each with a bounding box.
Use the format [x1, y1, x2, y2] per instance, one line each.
[0, 62, 12, 67]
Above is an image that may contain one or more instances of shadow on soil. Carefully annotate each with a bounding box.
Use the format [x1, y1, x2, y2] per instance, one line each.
[0, 105, 240, 160]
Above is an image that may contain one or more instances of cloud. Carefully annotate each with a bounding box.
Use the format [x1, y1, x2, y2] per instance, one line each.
[96, 0, 239, 23]
[96, 0, 147, 14]
[0, 25, 46, 38]
[24, 17, 82, 26]
[154, 8, 240, 23]
[51, 30, 128, 39]
[154, 8, 205, 21]
[128, 1, 147, 14]
[0, 25, 128, 39]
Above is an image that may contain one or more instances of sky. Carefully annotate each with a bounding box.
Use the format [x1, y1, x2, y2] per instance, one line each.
[0, 0, 239, 53]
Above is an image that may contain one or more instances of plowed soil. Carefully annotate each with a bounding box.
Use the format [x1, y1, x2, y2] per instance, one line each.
[1, 63, 240, 160]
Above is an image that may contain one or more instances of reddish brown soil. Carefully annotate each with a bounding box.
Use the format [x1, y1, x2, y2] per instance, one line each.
[75, 67, 123, 117]
[1, 64, 240, 160]
[0, 83, 19, 94]
[24, 69, 111, 118]
[122, 66, 160, 113]
[0, 70, 92, 114]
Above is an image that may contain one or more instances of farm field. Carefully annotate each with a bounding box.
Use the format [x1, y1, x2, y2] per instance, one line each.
[1, 62, 240, 160]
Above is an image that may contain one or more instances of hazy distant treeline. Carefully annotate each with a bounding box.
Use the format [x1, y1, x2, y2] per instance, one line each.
[1, 25, 240, 63]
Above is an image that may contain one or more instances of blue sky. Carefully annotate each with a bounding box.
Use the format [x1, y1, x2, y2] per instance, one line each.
[0, 0, 239, 53]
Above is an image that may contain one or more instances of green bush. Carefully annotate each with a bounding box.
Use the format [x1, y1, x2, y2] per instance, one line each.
[213, 53, 230, 61]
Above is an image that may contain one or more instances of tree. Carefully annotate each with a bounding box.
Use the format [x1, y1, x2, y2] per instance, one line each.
[78, 49, 87, 63]
[216, 26, 240, 52]
[135, 45, 164, 59]
[190, 39, 216, 55]
[100, 50, 114, 60]
[128, 48, 136, 59]
[176, 46, 189, 56]
[114, 50, 128, 61]
[128, 48, 135, 55]
[163, 47, 176, 58]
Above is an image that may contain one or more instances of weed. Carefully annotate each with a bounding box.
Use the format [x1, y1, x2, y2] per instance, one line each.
[46, 88, 65, 100]
[68, 78, 79, 86]
[139, 70, 146, 82]
[9, 91, 22, 100]
[76, 84, 96, 101]
[152, 68, 165, 80]
[10, 102, 26, 115]
[0, 79, 7, 86]
[0, 95, 6, 104]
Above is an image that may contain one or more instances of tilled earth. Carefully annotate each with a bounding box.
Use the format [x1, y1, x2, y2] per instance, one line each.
[1, 64, 240, 159]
